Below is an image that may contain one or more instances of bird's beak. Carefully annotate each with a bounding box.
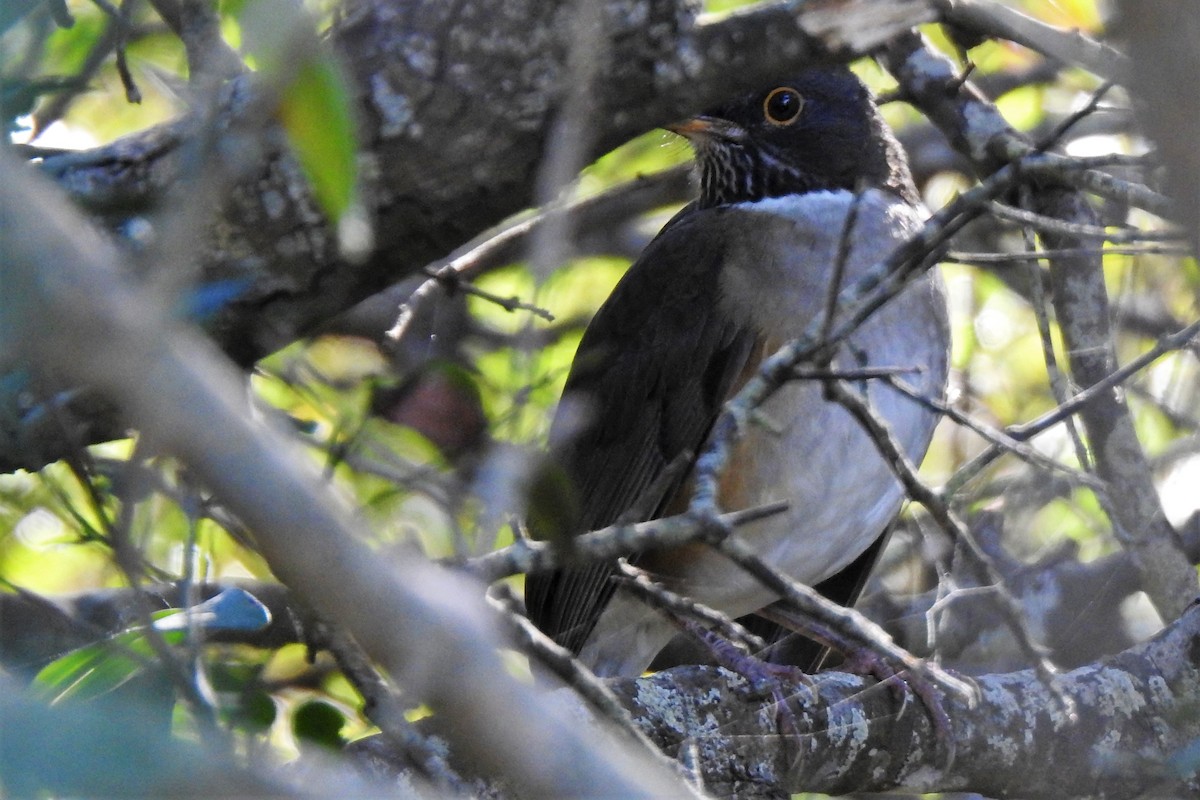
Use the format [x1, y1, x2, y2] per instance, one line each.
[666, 116, 743, 142]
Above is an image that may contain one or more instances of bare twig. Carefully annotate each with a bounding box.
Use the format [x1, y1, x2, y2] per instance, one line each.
[1035, 79, 1117, 152]
[1017, 186, 1094, 480]
[323, 626, 470, 794]
[947, 317, 1200, 495]
[821, 379, 1068, 711]
[708, 523, 977, 706]
[986, 201, 1180, 242]
[387, 166, 690, 345]
[948, 244, 1190, 264]
[884, 375, 1105, 492]
[466, 502, 788, 584]
[884, 31, 1197, 620]
[936, 0, 1130, 82]
[487, 585, 703, 795]
[614, 561, 769, 655]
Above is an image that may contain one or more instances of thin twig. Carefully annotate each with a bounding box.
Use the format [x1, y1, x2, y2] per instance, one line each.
[1018, 185, 1094, 478]
[689, 154, 1035, 519]
[987, 201, 1181, 242]
[613, 560, 769, 655]
[467, 501, 788, 584]
[488, 586, 679, 769]
[387, 166, 690, 345]
[821, 379, 1069, 712]
[948, 244, 1190, 264]
[421, 265, 555, 322]
[884, 375, 1105, 492]
[707, 523, 977, 701]
[1035, 79, 1116, 153]
[946, 317, 1200, 495]
[323, 626, 471, 794]
[818, 190, 864, 349]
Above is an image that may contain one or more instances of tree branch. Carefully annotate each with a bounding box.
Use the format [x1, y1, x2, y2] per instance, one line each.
[1, 147, 694, 799]
[609, 601, 1200, 798]
[881, 30, 1197, 622]
[2, 0, 934, 472]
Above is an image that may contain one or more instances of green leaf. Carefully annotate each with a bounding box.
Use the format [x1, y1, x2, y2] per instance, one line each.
[237, 0, 357, 223]
[32, 644, 115, 700]
[278, 54, 359, 221]
[32, 589, 270, 705]
[32, 638, 147, 705]
[292, 700, 345, 750]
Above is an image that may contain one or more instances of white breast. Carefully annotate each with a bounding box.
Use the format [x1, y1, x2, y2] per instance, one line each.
[704, 188, 947, 611]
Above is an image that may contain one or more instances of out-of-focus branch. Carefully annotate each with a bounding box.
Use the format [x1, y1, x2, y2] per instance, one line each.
[1120, 2, 1200, 257]
[0, 676, 360, 797]
[938, 0, 1130, 82]
[0, 150, 694, 799]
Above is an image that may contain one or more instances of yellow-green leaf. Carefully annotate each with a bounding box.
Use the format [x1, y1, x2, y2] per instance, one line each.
[278, 54, 358, 221]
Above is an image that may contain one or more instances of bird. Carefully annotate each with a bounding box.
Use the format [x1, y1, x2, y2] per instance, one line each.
[525, 66, 949, 678]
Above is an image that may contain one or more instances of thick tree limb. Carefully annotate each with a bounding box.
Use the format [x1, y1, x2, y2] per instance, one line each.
[610, 601, 1200, 799]
[2, 0, 933, 472]
[937, 0, 1129, 82]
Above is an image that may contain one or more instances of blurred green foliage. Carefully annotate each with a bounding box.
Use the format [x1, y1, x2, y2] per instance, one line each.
[4, 0, 1199, 795]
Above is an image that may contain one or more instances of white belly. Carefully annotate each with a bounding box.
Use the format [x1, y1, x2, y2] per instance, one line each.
[670, 298, 945, 619]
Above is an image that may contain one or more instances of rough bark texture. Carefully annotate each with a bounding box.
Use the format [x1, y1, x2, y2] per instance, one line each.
[6, 0, 1200, 796]
[610, 602, 1200, 798]
[3, 0, 934, 473]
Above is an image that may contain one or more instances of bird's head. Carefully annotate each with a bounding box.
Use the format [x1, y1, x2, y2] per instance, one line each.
[668, 67, 917, 209]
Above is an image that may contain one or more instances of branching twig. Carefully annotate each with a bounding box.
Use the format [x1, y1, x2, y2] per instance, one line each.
[388, 166, 691, 346]
[614, 561, 769, 655]
[323, 626, 470, 795]
[466, 502, 788, 584]
[419, 265, 554, 322]
[487, 584, 699, 793]
[884, 30, 1198, 621]
[1035, 79, 1117, 153]
[707, 524, 977, 706]
[884, 374, 1105, 492]
[936, 0, 1130, 83]
[946, 316, 1200, 495]
[821, 379, 1068, 711]
[987, 201, 1180, 242]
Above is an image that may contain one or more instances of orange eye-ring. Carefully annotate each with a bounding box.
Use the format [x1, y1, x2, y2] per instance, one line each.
[763, 86, 804, 126]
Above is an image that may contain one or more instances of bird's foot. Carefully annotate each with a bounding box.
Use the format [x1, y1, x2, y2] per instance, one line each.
[758, 604, 973, 766]
[676, 618, 814, 737]
[838, 647, 956, 756]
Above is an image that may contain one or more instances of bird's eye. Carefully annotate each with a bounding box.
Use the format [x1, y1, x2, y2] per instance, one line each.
[762, 87, 804, 126]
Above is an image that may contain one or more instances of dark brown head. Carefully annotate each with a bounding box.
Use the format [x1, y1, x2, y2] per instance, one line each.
[669, 67, 918, 209]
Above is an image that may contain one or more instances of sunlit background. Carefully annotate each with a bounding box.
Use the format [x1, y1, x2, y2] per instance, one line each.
[3, 0, 1194, 785]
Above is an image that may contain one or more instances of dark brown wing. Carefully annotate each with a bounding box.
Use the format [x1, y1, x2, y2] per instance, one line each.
[525, 205, 757, 654]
